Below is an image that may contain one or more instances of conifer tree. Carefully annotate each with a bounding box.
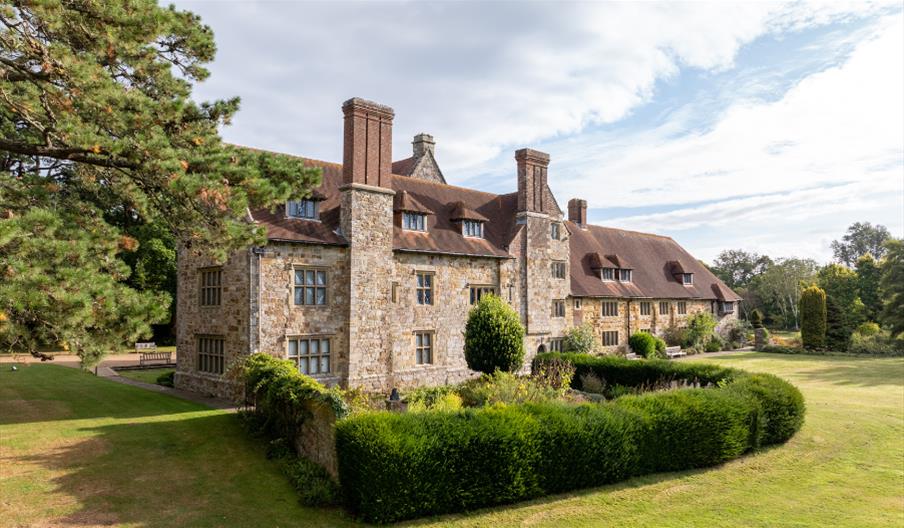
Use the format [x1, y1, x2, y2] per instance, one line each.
[0, 1, 320, 366]
[799, 285, 827, 350]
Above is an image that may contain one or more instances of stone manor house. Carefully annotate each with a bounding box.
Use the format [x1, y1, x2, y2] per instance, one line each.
[175, 98, 741, 397]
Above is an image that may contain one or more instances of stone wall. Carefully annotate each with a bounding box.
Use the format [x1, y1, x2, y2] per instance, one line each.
[174, 246, 250, 399]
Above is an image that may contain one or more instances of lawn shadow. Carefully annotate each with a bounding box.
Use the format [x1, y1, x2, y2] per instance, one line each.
[0, 364, 209, 425]
[9, 413, 356, 528]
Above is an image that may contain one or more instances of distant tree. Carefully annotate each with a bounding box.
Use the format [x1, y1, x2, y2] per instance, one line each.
[879, 239, 904, 338]
[711, 249, 773, 289]
[825, 296, 852, 352]
[800, 285, 827, 349]
[0, 2, 321, 367]
[831, 222, 892, 267]
[464, 295, 525, 374]
[855, 254, 882, 321]
[755, 258, 818, 330]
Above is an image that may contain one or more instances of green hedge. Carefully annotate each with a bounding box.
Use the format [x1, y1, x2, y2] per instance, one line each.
[336, 354, 805, 523]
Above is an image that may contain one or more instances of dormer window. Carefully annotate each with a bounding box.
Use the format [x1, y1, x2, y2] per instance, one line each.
[601, 268, 615, 281]
[402, 212, 427, 231]
[462, 220, 484, 238]
[287, 199, 319, 220]
[682, 273, 694, 285]
[618, 269, 633, 282]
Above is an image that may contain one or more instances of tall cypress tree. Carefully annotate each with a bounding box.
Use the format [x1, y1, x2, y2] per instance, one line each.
[825, 296, 851, 352]
[799, 285, 827, 350]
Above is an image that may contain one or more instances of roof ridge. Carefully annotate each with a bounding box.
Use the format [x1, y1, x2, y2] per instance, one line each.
[228, 143, 343, 169]
[391, 173, 504, 199]
[574, 221, 675, 241]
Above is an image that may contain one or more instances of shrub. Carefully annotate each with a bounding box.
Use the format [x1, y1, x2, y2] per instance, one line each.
[800, 285, 827, 349]
[749, 309, 764, 329]
[458, 371, 563, 407]
[705, 334, 724, 353]
[760, 345, 804, 355]
[686, 312, 717, 347]
[156, 370, 174, 387]
[464, 295, 525, 374]
[825, 296, 852, 352]
[662, 324, 688, 348]
[628, 332, 657, 358]
[719, 319, 750, 348]
[563, 323, 598, 354]
[855, 321, 881, 336]
[654, 336, 667, 357]
[280, 455, 340, 506]
[405, 386, 463, 412]
[849, 333, 904, 356]
[339, 354, 805, 523]
[531, 356, 575, 391]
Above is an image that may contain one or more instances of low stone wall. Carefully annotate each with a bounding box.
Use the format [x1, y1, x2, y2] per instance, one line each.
[294, 400, 339, 479]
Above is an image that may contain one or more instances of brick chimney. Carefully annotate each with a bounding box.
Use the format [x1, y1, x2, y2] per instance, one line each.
[515, 148, 550, 214]
[568, 198, 587, 226]
[342, 98, 394, 188]
[412, 133, 435, 158]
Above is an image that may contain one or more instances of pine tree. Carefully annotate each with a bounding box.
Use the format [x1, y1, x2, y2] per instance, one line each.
[799, 285, 827, 350]
[0, 2, 320, 366]
[855, 254, 882, 322]
[825, 296, 851, 352]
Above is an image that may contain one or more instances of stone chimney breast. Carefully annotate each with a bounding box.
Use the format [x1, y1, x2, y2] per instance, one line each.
[412, 133, 435, 158]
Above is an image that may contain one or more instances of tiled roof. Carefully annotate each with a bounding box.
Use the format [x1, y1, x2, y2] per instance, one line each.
[567, 222, 742, 301]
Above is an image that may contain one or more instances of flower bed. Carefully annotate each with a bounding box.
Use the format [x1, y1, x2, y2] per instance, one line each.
[335, 353, 805, 523]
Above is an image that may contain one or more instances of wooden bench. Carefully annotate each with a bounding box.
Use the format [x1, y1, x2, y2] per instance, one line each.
[135, 342, 171, 366]
[665, 346, 686, 359]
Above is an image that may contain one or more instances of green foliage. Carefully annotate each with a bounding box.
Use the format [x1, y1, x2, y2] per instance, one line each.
[855, 254, 883, 321]
[817, 264, 864, 329]
[0, 2, 321, 364]
[800, 285, 827, 349]
[749, 309, 764, 328]
[563, 323, 598, 354]
[848, 333, 904, 356]
[686, 312, 717, 347]
[719, 319, 751, 348]
[242, 353, 348, 442]
[531, 356, 576, 391]
[705, 334, 724, 353]
[457, 371, 565, 407]
[831, 222, 892, 267]
[825, 296, 852, 352]
[879, 238, 904, 338]
[710, 249, 773, 289]
[156, 370, 175, 387]
[628, 332, 657, 358]
[279, 456, 340, 506]
[463, 295, 525, 374]
[754, 258, 818, 330]
[855, 322, 881, 336]
[662, 324, 688, 348]
[338, 355, 805, 523]
[654, 336, 667, 356]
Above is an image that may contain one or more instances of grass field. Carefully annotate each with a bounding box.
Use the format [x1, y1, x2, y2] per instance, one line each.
[1, 353, 902, 527]
[116, 368, 174, 385]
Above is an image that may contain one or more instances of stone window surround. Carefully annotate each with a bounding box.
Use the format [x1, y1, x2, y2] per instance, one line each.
[415, 270, 434, 306]
[286, 334, 332, 376]
[550, 222, 561, 240]
[291, 265, 329, 307]
[551, 261, 567, 279]
[196, 334, 225, 375]
[659, 301, 670, 315]
[601, 300, 619, 317]
[552, 299, 566, 318]
[414, 330, 434, 365]
[640, 301, 652, 316]
[469, 284, 496, 305]
[574, 298, 583, 309]
[549, 338, 564, 352]
[602, 330, 619, 347]
[677, 301, 688, 315]
[198, 267, 222, 308]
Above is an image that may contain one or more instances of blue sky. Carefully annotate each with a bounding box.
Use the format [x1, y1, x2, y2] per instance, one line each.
[178, 1, 903, 263]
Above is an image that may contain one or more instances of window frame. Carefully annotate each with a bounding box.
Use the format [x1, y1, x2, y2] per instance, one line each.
[574, 298, 583, 310]
[550, 223, 561, 240]
[618, 269, 633, 282]
[551, 261, 567, 279]
[287, 335, 332, 376]
[719, 301, 735, 314]
[640, 301, 652, 316]
[601, 267, 615, 281]
[415, 331, 434, 365]
[293, 266, 328, 307]
[197, 335, 225, 375]
[601, 300, 619, 317]
[416, 271, 434, 306]
[659, 301, 670, 315]
[199, 267, 222, 307]
[469, 285, 496, 305]
[549, 338, 564, 352]
[677, 301, 688, 315]
[287, 199, 319, 220]
[682, 273, 694, 285]
[602, 330, 619, 347]
[402, 212, 427, 232]
[552, 299, 566, 318]
[462, 220, 484, 238]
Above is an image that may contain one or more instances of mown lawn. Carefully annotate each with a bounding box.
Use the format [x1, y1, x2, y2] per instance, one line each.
[116, 368, 174, 385]
[1, 354, 902, 527]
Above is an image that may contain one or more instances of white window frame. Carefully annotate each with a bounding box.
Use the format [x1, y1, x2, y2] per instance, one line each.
[682, 273, 694, 285]
[462, 220, 484, 238]
[403, 212, 427, 231]
[601, 268, 615, 281]
[618, 269, 633, 282]
[287, 336, 331, 375]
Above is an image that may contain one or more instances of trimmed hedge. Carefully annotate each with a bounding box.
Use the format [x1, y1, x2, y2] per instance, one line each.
[336, 354, 805, 523]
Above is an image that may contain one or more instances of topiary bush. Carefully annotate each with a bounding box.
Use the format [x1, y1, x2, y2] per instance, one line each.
[800, 285, 827, 350]
[339, 354, 805, 523]
[628, 332, 657, 358]
[749, 309, 764, 329]
[464, 295, 525, 374]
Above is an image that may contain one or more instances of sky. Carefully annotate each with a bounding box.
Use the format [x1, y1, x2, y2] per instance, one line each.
[176, 0, 904, 264]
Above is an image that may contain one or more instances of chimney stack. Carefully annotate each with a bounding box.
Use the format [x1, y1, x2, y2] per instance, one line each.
[515, 148, 550, 214]
[342, 98, 394, 188]
[412, 133, 435, 158]
[568, 198, 587, 226]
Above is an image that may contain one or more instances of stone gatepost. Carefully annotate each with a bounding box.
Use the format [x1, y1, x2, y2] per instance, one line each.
[754, 328, 769, 351]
